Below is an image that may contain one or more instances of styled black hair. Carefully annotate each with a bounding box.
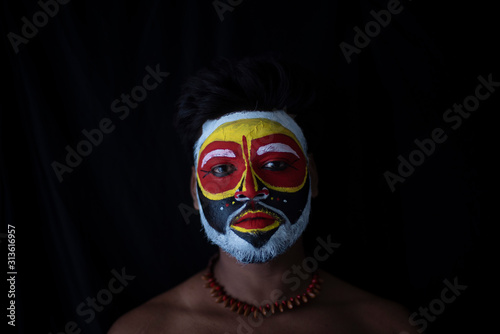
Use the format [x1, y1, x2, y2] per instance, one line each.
[175, 54, 318, 163]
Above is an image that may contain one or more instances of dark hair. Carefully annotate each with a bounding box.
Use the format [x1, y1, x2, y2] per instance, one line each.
[175, 54, 318, 163]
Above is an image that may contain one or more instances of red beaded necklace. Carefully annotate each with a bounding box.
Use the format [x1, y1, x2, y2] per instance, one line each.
[202, 254, 323, 319]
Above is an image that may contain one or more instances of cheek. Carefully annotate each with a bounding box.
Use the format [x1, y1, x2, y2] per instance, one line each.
[197, 186, 245, 234]
[265, 178, 310, 224]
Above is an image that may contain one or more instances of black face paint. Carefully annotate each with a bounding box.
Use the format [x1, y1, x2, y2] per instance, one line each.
[197, 176, 310, 248]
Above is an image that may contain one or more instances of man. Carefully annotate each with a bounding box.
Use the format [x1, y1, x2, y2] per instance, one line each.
[109, 55, 419, 333]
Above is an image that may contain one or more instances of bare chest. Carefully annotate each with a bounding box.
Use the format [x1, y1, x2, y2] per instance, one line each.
[177, 307, 378, 334]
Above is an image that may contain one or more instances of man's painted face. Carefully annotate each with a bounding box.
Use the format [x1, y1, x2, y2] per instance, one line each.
[194, 111, 311, 264]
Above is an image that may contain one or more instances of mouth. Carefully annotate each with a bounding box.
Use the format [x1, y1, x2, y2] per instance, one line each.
[230, 210, 281, 233]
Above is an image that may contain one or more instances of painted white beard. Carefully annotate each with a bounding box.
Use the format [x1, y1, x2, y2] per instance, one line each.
[196, 184, 312, 264]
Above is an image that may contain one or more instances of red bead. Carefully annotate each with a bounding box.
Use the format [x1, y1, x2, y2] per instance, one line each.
[203, 256, 321, 317]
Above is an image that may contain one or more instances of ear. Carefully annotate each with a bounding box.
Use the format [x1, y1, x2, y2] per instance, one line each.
[190, 166, 200, 210]
[308, 154, 319, 198]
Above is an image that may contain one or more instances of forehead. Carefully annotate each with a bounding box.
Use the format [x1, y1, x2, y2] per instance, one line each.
[199, 118, 302, 152]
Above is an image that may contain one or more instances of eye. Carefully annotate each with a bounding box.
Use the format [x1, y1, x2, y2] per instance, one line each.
[208, 164, 237, 177]
[261, 160, 290, 171]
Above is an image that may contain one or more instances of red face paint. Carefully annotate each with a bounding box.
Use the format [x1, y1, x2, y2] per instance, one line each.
[250, 134, 307, 191]
[197, 141, 244, 195]
[197, 134, 307, 199]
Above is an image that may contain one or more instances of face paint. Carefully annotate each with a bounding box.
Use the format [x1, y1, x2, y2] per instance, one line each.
[194, 111, 311, 264]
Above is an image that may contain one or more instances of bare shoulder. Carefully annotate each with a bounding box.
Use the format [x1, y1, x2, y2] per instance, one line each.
[108, 270, 211, 334]
[108, 268, 419, 334]
[319, 269, 419, 334]
[107, 299, 168, 334]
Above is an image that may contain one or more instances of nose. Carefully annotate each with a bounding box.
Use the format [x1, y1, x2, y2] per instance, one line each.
[234, 188, 269, 202]
[234, 172, 269, 202]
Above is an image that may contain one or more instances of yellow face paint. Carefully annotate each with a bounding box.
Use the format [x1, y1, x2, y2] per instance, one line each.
[196, 118, 308, 201]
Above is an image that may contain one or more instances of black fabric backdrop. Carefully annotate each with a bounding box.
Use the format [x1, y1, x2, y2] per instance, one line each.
[1, 0, 496, 333]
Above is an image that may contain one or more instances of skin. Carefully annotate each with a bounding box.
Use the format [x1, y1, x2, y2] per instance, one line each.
[108, 154, 420, 334]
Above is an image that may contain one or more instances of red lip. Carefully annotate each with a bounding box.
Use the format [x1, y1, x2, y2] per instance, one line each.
[232, 211, 277, 230]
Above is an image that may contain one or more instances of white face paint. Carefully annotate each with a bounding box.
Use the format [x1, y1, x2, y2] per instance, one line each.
[193, 110, 312, 264]
[201, 149, 237, 168]
[256, 143, 300, 158]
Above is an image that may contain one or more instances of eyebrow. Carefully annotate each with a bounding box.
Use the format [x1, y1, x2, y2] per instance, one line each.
[256, 143, 300, 158]
[201, 149, 236, 167]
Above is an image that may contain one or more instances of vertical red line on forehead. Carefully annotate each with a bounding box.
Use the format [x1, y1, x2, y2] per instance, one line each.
[241, 135, 258, 193]
[242, 135, 250, 185]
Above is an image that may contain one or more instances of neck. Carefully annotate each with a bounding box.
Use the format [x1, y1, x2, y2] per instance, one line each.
[212, 238, 313, 305]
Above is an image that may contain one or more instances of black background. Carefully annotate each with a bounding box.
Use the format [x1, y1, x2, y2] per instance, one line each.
[2, 0, 496, 333]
